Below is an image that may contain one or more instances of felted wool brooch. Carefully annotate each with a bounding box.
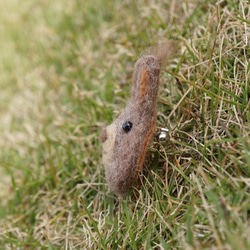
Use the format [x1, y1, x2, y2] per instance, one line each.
[100, 42, 174, 196]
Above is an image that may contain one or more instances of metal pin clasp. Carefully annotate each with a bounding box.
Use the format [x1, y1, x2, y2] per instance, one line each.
[159, 128, 169, 140]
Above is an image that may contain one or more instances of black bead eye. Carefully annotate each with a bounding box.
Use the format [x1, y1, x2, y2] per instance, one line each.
[122, 121, 133, 133]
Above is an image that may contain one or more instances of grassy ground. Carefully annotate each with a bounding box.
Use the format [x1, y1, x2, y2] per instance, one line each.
[0, 0, 249, 249]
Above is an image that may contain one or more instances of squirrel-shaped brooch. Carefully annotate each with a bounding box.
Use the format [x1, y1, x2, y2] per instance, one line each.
[100, 42, 174, 196]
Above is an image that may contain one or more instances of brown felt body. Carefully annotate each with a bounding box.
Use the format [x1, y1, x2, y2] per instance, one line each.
[100, 43, 174, 196]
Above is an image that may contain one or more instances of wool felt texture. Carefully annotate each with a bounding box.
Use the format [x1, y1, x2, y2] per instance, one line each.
[100, 43, 174, 196]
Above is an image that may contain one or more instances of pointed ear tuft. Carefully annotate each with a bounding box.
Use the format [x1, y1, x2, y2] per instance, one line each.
[142, 40, 177, 67]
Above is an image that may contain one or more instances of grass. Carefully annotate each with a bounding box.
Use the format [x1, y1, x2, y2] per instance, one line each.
[0, 0, 249, 249]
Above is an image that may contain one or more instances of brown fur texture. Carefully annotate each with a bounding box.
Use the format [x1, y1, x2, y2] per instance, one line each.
[100, 42, 174, 196]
